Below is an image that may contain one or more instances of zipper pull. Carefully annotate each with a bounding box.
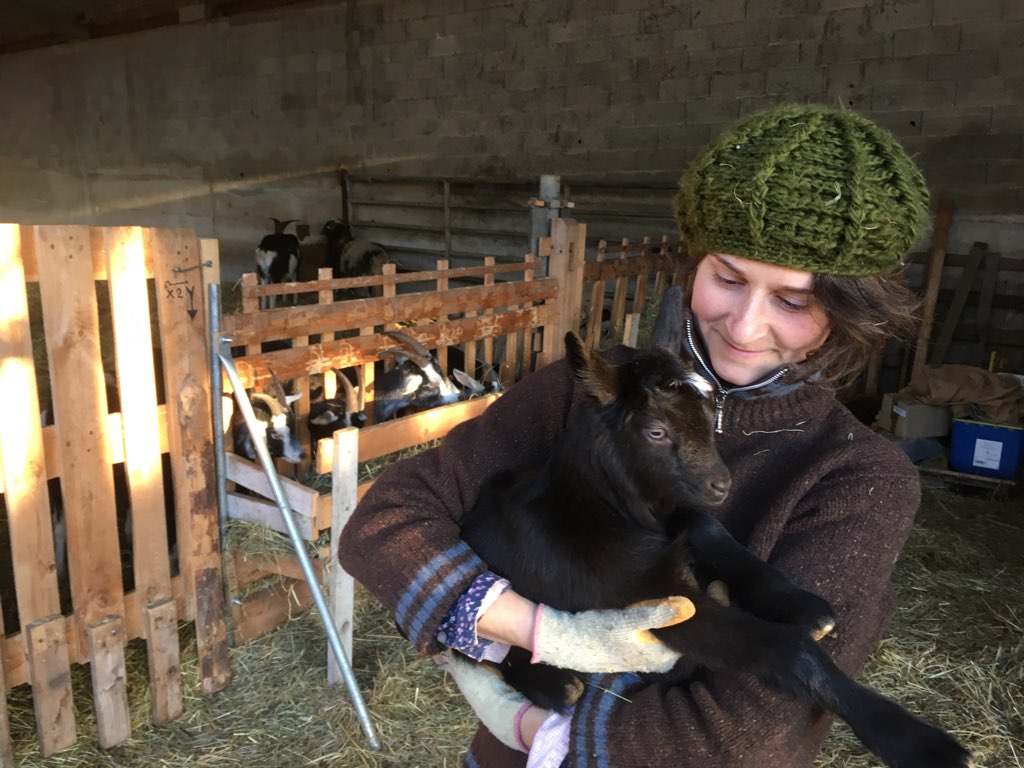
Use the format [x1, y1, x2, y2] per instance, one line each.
[714, 391, 727, 434]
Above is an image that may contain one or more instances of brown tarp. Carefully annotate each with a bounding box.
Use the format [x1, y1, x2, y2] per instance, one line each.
[902, 365, 1024, 426]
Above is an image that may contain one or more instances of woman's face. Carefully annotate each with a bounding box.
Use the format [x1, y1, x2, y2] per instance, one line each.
[690, 253, 831, 386]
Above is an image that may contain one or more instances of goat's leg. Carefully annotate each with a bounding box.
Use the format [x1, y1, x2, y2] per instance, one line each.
[670, 510, 835, 638]
[499, 648, 584, 713]
[654, 603, 969, 768]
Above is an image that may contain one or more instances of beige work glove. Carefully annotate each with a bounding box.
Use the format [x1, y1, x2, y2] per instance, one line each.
[435, 651, 533, 753]
[531, 596, 696, 674]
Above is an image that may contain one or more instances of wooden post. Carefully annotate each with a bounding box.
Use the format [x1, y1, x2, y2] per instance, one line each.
[585, 242, 607, 350]
[632, 235, 651, 315]
[548, 219, 586, 360]
[145, 597, 183, 725]
[483, 256, 496, 367]
[623, 313, 641, 348]
[435, 259, 450, 374]
[911, 199, 954, 384]
[26, 616, 76, 757]
[328, 427, 360, 685]
[611, 238, 629, 336]
[150, 228, 230, 694]
[87, 616, 131, 748]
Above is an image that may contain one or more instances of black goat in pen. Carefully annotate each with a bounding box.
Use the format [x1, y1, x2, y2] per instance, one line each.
[458, 296, 969, 768]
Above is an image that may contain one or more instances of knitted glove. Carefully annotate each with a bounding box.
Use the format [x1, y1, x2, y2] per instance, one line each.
[531, 596, 695, 674]
[435, 651, 533, 753]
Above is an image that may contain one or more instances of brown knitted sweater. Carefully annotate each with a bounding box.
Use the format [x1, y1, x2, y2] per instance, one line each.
[338, 339, 920, 768]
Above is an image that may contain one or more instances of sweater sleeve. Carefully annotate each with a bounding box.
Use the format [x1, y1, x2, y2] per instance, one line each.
[577, 460, 921, 768]
[337, 357, 576, 655]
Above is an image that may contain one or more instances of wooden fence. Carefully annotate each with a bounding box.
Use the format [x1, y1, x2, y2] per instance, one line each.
[0, 216, 676, 758]
[0, 224, 229, 758]
[219, 220, 585, 649]
[580, 234, 682, 349]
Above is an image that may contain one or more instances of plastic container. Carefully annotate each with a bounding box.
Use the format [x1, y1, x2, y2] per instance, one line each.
[949, 418, 1024, 480]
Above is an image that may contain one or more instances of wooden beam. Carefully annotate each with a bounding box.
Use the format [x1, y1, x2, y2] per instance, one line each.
[911, 199, 954, 384]
[928, 241, 986, 367]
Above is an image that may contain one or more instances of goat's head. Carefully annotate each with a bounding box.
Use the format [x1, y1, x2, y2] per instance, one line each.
[563, 288, 730, 523]
[321, 219, 353, 243]
[233, 369, 306, 463]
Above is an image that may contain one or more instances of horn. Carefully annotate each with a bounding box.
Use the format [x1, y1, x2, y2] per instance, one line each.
[250, 392, 284, 416]
[338, 369, 359, 414]
[355, 365, 366, 411]
[650, 285, 685, 354]
[267, 368, 291, 409]
[381, 330, 434, 370]
[383, 329, 432, 358]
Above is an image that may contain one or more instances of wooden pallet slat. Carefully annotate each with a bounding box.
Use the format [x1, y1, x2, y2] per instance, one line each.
[0, 224, 63, 630]
[104, 226, 174, 615]
[87, 616, 131, 749]
[149, 227, 230, 695]
[35, 225, 125, 636]
[26, 616, 75, 757]
[144, 597, 183, 726]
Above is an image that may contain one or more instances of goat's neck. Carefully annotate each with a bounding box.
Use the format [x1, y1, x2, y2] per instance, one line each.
[547, 409, 656, 528]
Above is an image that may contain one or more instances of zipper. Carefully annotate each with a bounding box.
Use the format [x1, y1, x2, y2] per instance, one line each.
[685, 317, 789, 434]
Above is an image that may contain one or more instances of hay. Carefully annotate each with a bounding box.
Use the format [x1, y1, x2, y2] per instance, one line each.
[11, 484, 1022, 767]
[816, 487, 1024, 768]
[6, 483, 1021, 767]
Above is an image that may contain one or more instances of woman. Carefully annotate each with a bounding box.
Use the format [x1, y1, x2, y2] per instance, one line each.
[339, 103, 930, 767]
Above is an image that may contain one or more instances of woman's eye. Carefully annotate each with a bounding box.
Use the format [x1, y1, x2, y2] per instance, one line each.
[713, 272, 739, 286]
[779, 297, 809, 312]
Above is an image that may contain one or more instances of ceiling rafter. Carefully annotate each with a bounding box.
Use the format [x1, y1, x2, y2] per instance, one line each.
[0, 0, 317, 56]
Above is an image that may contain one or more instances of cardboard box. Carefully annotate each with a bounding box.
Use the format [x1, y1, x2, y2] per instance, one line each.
[877, 393, 951, 439]
[950, 419, 1024, 480]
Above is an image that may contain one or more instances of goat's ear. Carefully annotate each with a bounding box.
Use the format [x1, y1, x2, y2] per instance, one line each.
[650, 285, 685, 354]
[565, 332, 617, 405]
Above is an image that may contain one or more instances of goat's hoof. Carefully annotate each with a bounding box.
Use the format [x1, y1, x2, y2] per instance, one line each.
[810, 617, 836, 641]
[562, 676, 585, 707]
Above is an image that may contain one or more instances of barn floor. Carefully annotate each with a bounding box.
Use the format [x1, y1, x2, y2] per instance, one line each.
[5, 483, 1023, 767]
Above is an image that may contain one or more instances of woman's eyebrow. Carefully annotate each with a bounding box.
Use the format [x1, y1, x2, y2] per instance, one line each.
[714, 254, 815, 294]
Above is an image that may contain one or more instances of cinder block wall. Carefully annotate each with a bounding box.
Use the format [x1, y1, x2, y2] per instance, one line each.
[0, 0, 1021, 276]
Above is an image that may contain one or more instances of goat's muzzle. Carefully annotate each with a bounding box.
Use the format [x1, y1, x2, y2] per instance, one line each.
[704, 466, 731, 506]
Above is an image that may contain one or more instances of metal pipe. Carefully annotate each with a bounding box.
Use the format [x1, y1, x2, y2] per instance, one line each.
[207, 282, 235, 647]
[216, 352, 381, 751]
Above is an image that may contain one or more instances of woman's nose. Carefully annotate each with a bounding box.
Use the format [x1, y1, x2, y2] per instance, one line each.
[726, 295, 766, 343]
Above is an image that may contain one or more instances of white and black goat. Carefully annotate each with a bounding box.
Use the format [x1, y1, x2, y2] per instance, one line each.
[372, 330, 465, 422]
[255, 218, 302, 309]
[452, 363, 503, 399]
[321, 219, 388, 299]
[231, 369, 306, 464]
[308, 368, 367, 458]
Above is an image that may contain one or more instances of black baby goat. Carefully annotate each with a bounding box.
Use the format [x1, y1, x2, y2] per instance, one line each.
[458, 291, 969, 768]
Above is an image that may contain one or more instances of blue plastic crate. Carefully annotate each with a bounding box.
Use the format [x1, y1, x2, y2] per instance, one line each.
[949, 419, 1024, 480]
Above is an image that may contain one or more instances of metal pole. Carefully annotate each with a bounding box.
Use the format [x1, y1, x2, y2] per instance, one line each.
[207, 283, 235, 647]
[216, 352, 381, 751]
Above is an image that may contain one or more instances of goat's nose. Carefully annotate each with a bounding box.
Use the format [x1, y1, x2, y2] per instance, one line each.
[706, 475, 731, 504]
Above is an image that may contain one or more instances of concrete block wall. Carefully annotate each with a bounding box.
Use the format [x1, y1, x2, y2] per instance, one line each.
[0, 0, 1021, 278]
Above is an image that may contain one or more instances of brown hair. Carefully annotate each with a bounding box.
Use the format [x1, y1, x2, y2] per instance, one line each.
[675, 254, 920, 390]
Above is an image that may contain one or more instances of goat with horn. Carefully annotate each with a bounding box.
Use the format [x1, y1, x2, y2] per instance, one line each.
[231, 369, 305, 464]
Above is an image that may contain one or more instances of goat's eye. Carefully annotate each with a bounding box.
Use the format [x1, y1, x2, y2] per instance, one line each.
[646, 428, 666, 441]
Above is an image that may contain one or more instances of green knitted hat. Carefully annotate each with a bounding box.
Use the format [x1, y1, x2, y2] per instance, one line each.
[674, 103, 930, 277]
